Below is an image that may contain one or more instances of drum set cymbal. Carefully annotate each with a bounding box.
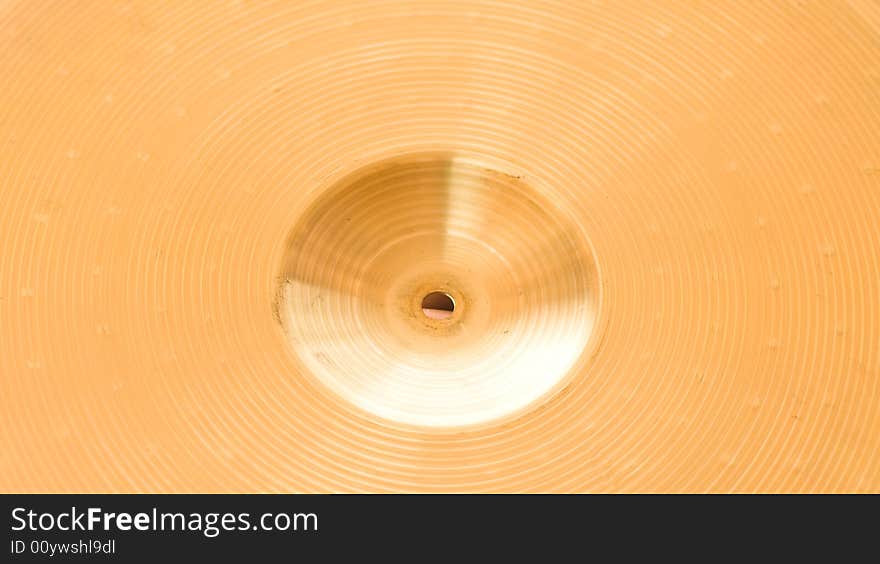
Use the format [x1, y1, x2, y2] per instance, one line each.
[1, 1, 878, 492]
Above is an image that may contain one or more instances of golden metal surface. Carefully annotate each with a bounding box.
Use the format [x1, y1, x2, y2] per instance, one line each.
[1, 1, 879, 492]
[277, 153, 600, 427]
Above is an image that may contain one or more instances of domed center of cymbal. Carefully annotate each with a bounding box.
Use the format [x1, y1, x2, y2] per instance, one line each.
[276, 152, 601, 427]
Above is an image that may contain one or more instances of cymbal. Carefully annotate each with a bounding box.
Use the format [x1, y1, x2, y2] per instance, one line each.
[1, 1, 878, 492]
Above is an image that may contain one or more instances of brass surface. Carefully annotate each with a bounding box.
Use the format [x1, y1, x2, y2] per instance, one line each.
[1, 1, 879, 492]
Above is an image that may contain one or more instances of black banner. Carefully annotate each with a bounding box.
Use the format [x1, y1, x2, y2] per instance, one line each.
[1, 494, 872, 560]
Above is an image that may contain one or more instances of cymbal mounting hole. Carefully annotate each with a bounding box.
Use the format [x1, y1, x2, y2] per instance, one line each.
[421, 291, 455, 320]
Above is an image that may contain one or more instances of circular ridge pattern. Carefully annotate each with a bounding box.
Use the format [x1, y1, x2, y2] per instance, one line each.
[0, 1, 878, 492]
[276, 153, 600, 428]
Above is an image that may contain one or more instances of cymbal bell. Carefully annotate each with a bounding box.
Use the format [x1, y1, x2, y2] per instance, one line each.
[277, 153, 600, 427]
[1, 0, 878, 492]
